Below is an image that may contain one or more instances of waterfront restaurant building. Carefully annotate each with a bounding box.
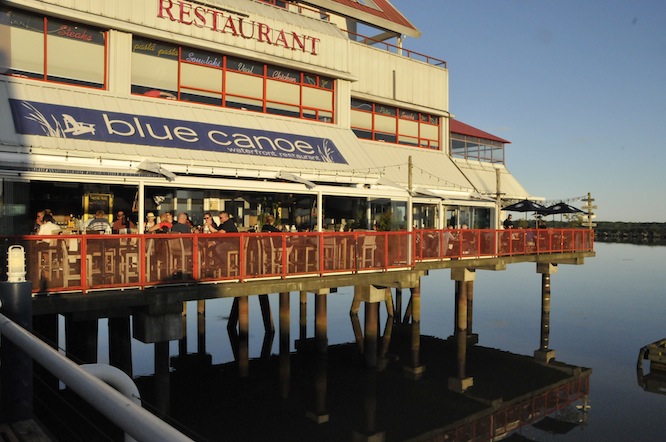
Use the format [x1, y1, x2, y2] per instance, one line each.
[0, 0, 530, 235]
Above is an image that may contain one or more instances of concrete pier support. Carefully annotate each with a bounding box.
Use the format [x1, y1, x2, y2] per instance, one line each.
[306, 354, 329, 424]
[314, 290, 328, 354]
[33, 313, 59, 392]
[394, 287, 403, 323]
[238, 296, 250, 377]
[279, 292, 290, 399]
[108, 316, 133, 377]
[65, 315, 99, 364]
[364, 301, 379, 368]
[197, 301, 206, 355]
[448, 268, 475, 393]
[535, 263, 558, 364]
[405, 285, 425, 379]
[353, 370, 384, 442]
[297, 291, 307, 351]
[153, 340, 170, 418]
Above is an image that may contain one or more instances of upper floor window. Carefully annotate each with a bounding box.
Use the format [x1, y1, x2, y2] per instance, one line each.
[451, 133, 505, 164]
[131, 37, 334, 123]
[0, 8, 107, 89]
[351, 99, 440, 149]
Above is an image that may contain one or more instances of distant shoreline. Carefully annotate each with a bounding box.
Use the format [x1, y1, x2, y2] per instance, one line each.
[594, 221, 665, 245]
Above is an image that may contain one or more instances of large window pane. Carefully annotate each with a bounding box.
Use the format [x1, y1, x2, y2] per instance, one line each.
[226, 71, 263, 99]
[266, 78, 299, 105]
[351, 109, 372, 130]
[398, 119, 418, 137]
[180, 62, 222, 92]
[46, 19, 105, 86]
[302, 87, 333, 110]
[132, 53, 177, 91]
[375, 114, 396, 133]
[4, 27, 43, 76]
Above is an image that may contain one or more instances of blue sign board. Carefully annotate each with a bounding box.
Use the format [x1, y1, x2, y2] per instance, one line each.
[9, 99, 347, 164]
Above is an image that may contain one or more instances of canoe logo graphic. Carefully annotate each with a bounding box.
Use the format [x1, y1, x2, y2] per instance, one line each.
[20, 101, 96, 138]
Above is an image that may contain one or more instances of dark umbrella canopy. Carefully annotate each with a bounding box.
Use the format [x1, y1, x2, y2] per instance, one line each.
[502, 199, 547, 213]
[542, 202, 584, 215]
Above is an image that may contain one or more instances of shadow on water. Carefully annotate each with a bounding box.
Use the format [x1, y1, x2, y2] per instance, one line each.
[130, 329, 590, 442]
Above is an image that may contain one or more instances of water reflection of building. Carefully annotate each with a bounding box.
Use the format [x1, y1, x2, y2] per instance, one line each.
[0, 0, 531, 236]
[637, 338, 666, 396]
[139, 334, 591, 442]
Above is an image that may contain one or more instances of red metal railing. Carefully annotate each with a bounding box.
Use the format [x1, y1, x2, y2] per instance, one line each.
[0, 228, 593, 294]
[440, 374, 590, 441]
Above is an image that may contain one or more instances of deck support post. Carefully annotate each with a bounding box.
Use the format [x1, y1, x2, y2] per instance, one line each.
[405, 284, 425, 379]
[279, 292, 290, 398]
[448, 268, 475, 393]
[108, 316, 133, 377]
[296, 291, 307, 351]
[314, 290, 328, 354]
[238, 296, 249, 377]
[535, 263, 558, 363]
[65, 315, 99, 364]
[153, 340, 170, 418]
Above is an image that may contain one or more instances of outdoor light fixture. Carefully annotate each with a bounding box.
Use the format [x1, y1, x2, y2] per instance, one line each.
[7, 245, 26, 283]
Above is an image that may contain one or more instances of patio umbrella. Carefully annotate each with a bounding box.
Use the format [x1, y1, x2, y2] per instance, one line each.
[542, 202, 584, 215]
[541, 202, 584, 224]
[502, 199, 547, 213]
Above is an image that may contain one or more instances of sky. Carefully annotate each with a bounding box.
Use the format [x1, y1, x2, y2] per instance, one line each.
[390, 0, 666, 222]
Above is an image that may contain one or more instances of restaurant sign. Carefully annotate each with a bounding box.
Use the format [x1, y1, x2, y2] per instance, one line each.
[157, 0, 321, 55]
[9, 100, 347, 164]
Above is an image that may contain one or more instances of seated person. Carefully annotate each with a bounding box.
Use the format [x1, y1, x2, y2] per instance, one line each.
[261, 214, 280, 232]
[37, 213, 61, 236]
[202, 212, 218, 233]
[148, 211, 173, 233]
[212, 212, 239, 271]
[207, 211, 237, 233]
[171, 212, 192, 233]
[87, 210, 112, 233]
[112, 210, 136, 233]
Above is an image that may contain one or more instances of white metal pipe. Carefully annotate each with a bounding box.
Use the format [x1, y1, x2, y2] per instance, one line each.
[81, 364, 141, 442]
[0, 314, 193, 442]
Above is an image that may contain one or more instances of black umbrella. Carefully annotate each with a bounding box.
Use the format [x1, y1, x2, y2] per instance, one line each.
[542, 202, 584, 215]
[540, 202, 584, 224]
[502, 199, 547, 213]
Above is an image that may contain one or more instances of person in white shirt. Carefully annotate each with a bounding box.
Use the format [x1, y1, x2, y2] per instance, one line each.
[37, 213, 60, 236]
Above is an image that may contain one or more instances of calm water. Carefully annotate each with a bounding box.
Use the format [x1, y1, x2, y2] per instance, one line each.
[91, 242, 666, 441]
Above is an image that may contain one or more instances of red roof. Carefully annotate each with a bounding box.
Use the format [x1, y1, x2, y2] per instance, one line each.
[320, 0, 418, 34]
[450, 119, 511, 144]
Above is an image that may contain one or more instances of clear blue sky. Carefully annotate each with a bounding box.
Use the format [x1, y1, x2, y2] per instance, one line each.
[391, 0, 666, 222]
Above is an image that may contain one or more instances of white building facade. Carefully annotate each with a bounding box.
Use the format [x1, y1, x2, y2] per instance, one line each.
[0, 0, 530, 234]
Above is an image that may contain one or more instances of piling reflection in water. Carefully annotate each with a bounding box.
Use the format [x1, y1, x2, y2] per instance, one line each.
[134, 314, 590, 441]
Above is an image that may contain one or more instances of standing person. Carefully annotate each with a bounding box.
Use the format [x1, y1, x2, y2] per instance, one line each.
[503, 214, 514, 229]
[261, 214, 280, 232]
[171, 212, 192, 233]
[112, 210, 136, 233]
[87, 210, 112, 233]
[148, 211, 173, 233]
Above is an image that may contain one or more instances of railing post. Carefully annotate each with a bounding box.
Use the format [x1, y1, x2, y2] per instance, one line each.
[0, 277, 33, 422]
